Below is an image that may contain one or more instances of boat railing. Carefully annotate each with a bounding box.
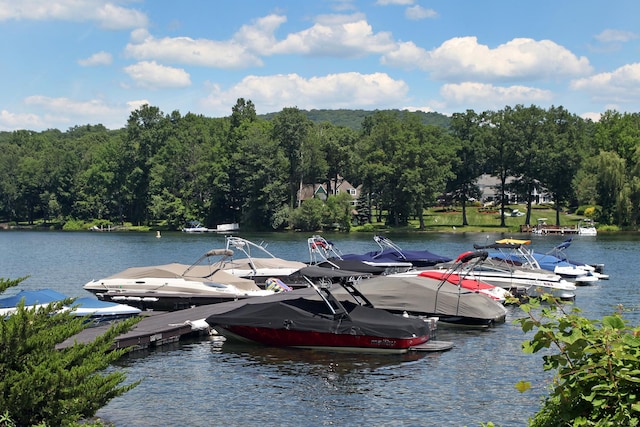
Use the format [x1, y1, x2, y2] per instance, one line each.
[308, 235, 343, 265]
[373, 235, 407, 259]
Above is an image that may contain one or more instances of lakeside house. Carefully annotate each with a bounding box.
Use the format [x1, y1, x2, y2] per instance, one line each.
[297, 176, 361, 207]
[477, 174, 552, 205]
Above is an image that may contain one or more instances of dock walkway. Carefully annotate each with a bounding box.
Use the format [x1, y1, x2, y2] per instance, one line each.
[57, 304, 226, 351]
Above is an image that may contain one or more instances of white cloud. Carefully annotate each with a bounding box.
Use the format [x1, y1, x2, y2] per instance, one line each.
[440, 82, 553, 109]
[123, 61, 191, 89]
[124, 29, 263, 68]
[402, 105, 435, 113]
[4, 95, 131, 130]
[405, 6, 437, 20]
[0, 109, 44, 131]
[384, 36, 592, 82]
[570, 63, 640, 103]
[269, 14, 396, 57]
[234, 14, 288, 55]
[580, 112, 602, 122]
[25, 95, 118, 115]
[595, 29, 638, 43]
[201, 72, 409, 114]
[78, 51, 113, 66]
[0, 0, 148, 30]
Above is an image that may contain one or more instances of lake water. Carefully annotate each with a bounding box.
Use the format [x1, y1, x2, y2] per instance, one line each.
[1, 230, 639, 426]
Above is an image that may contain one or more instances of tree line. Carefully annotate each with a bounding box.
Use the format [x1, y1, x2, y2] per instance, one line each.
[0, 100, 639, 231]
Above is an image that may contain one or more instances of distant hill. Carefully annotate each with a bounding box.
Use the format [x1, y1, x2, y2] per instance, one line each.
[259, 109, 451, 130]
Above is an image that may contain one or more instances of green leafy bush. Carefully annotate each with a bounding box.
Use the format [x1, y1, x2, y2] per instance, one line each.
[515, 296, 640, 426]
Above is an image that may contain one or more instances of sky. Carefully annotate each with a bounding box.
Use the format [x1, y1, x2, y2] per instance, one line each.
[1, 0, 639, 132]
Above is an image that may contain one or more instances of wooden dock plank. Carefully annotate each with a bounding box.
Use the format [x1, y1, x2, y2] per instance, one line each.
[57, 304, 224, 351]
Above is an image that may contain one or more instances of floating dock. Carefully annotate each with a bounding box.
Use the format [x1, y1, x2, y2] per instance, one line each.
[57, 305, 219, 351]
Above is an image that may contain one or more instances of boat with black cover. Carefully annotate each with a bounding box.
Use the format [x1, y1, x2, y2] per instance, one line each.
[206, 266, 447, 353]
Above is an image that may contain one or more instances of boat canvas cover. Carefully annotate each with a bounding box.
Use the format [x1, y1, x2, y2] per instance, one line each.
[340, 248, 450, 266]
[317, 259, 387, 274]
[418, 271, 498, 292]
[0, 289, 68, 308]
[102, 263, 262, 292]
[332, 275, 507, 323]
[206, 297, 429, 339]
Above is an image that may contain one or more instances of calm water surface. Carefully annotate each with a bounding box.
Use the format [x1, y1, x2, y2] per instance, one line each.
[1, 230, 639, 426]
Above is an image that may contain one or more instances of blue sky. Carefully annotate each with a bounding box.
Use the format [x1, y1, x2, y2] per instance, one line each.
[1, 0, 639, 131]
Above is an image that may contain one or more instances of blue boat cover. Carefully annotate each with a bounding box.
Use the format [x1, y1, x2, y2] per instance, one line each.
[0, 289, 68, 308]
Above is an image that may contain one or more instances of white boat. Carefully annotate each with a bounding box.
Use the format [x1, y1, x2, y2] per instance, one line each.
[577, 219, 597, 236]
[0, 288, 141, 321]
[222, 236, 308, 287]
[537, 238, 607, 280]
[181, 221, 210, 233]
[392, 251, 513, 303]
[83, 249, 274, 311]
[215, 223, 240, 233]
[473, 239, 577, 299]
[431, 249, 576, 299]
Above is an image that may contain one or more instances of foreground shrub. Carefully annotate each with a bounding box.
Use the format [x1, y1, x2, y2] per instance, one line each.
[515, 296, 640, 426]
[0, 277, 140, 426]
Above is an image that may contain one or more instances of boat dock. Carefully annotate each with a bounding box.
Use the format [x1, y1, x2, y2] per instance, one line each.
[57, 305, 223, 351]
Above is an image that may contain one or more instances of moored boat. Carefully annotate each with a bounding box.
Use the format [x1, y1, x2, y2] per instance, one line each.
[206, 266, 446, 353]
[223, 236, 308, 287]
[0, 288, 141, 321]
[83, 249, 274, 311]
[473, 239, 578, 299]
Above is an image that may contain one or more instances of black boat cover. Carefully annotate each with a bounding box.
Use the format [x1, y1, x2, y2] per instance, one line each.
[206, 297, 429, 338]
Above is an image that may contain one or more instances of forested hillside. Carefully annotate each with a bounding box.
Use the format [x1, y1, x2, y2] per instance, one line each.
[260, 109, 450, 130]
[0, 100, 639, 232]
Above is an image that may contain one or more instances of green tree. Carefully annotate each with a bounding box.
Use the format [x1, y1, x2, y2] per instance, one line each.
[448, 109, 488, 226]
[289, 197, 325, 231]
[484, 107, 522, 227]
[122, 104, 170, 225]
[233, 121, 289, 229]
[0, 277, 140, 426]
[271, 107, 312, 209]
[538, 106, 587, 226]
[595, 151, 626, 225]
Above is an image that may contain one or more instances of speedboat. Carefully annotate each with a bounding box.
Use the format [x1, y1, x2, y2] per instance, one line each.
[577, 219, 597, 236]
[205, 266, 443, 354]
[83, 249, 274, 311]
[0, 288, 141, 321]
[308, 235, 388, 275]
[332, 251, 508, 327]
[222, 236, 308, 287]
[473, 239, 578, 298]
[370, 235, 452, 267]
[492, 238, 597, 285]
[328, 235, 451, 273]
[431, 249, 577, 299]
[535, 238, 607, 280]
[181, 221, 210, 232]
[392, 251, 512, 303]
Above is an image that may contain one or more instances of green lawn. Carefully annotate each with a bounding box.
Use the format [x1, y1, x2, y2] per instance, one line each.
[359, 205, 588, 233]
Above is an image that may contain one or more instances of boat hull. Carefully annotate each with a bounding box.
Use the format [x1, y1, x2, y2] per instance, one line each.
[215, 325, 429, 354]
